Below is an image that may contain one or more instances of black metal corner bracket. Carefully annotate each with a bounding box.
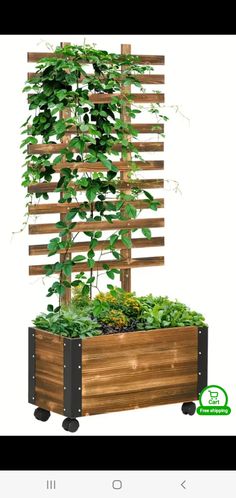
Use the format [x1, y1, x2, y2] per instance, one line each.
[63, 337, 82, 418]
[197, 326, 208, 398]
[28, 327, 36, 405]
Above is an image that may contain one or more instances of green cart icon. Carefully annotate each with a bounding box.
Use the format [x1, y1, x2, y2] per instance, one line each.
[208, 390, 219, 404]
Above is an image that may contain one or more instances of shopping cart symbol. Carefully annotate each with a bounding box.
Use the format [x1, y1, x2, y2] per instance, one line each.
[208, 390, 219, 404]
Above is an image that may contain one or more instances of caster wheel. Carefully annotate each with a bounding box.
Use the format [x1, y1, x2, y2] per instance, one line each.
[181, 402, 196, 416]
[34, 407, 51, 422]
[62, 418, 79, 433]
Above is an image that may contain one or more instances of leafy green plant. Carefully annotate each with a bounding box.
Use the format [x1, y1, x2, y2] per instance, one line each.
[100, 309, 128, 331]
[33, 303, 101, 338]
[92, 288, 141, 319]
[136, 295, 207, 329]
[21, 44, 168, 302]
[32, 293, 207, 337]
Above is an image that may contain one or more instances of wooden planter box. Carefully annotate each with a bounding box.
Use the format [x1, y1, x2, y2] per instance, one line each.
[29, 325, 208, 423]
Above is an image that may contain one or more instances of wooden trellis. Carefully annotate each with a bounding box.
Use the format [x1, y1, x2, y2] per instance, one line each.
[27, 42, 165, 302]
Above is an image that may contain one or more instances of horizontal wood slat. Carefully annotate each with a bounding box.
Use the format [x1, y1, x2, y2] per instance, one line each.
[29, 236, 165, 256]
[28, 179, 164, 194]
[28, 93, 164, 104]
[63, 123, 164, 135]
[28, 142, 164, 155]
[29, 217, 165, 235]
[28, 72, 165, 84]
[29, 256, 165, 276]
[28, 198, 164, 215]
[51, 159, 164, 173]
[28, 53, 165, 65]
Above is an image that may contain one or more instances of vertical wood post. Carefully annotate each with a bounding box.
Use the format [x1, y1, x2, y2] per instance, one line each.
[120, 44, 132, 292]
[60, 42, 71, 304]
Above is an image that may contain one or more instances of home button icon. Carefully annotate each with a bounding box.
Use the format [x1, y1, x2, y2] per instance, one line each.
[112, 480, 122, 490]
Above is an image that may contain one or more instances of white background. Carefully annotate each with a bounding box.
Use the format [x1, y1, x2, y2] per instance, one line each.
[0, 34, 236, 435]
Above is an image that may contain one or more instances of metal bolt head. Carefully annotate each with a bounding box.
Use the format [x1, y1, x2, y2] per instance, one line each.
[198, 372, 202, 376]
[78, 365, 81, 369]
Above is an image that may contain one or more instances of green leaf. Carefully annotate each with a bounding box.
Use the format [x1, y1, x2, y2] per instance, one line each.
[65, 209, 78, 221]
[80, 177, 89, 188]
[103, 263, 110, 270]
[107, 170, 117, 181]
[53, 154, 63, 165]
[86, 186, 97, 202]
[112, 250, 121, 260]
[90, 239, 99, 249]
[44, 264, 54, 276]
[95, 231, 102, 238]
[54, 120, 66, 134]
[71, 280, 81, 287]
[107, 284, 114, 290]
[109, 234, 118, 246]
[87, 276, 95, 284]
[121, 235, 132, 249]
[56, 89, 67, 101]
[149, 201, 160, 211]
[142, 227, 152, 239]
[88, 258, 95, 269]
[125, 204, 137, 219]
[63, 261, 73, 277]
[97, 152, 118, 172]
[20, 136, 38, 148]
[82, 285, 90, 297]
[80, 124, 89, 132]
[47, 304, 54, 312]
[107, 270, 115, 280]
[55, 221, 67, 229]
[73, 255, 86, 262]
[143, 190, 154, 201]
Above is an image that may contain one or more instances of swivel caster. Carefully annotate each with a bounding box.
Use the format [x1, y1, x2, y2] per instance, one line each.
[34, 407, 51, 422]
[181, 402, 196, 416]
[62, 417, 80, 433]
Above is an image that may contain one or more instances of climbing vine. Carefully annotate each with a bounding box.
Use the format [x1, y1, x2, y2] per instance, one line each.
[21, 44, 168, 301]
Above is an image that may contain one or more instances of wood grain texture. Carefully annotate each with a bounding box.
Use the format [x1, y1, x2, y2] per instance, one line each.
[28, 198, 164, 215]
[28, 72, 165, 84]
[28, 53, 165, 65]
[29, 236, 164, 256]
[29, 256, 165, 275]
[28, 142, 164, 155]
[37, 159, 164, 173]
[59, 41, 72, 304]
[63, 123, 164, 135]
[28, 179, 164, 194]
[120, 43, 132, 291]
[29, 217, 164, 234]
[34, 329, 64, 415]
[89, 93, 165, 103]
[82, 327, 198, 416]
